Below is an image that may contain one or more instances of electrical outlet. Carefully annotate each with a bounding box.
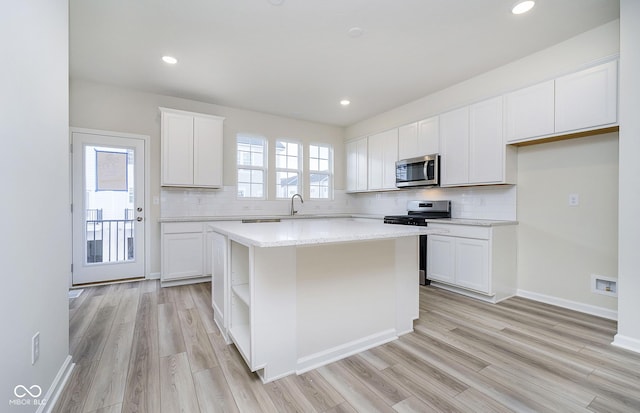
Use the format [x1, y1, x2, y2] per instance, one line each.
[32, 332, 40, 365]
[568, 193, 580, 206]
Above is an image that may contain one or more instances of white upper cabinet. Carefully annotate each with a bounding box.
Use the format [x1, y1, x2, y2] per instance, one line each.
[418, 116, 440, 156]
[505, 60, 618, 144]
[398, 122, 418, 160]
[440, 106, 470, 186]
[469, 96, 504, 184]
[505, 80, 555, 143]
[161, 107, 225, 188]
[346, 137, 368, 192]
[555, 60, 618, 134]
[398, 116, 439, 160]
[193, 116, 224, 187]
[162, 110, 194, 185]
[441, 97, 513, 187]
[368, 129, 398, 190]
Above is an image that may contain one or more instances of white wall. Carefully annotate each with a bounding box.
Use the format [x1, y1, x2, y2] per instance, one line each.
[70, 80, 345, 274]
[0, 0, 71, 410]
[345, 20, 621, 314]
[615, 0, 640, 351]
[517, 133, 619, 314]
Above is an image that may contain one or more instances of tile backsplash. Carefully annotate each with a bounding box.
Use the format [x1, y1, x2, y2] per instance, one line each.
[161, 185, 516, 221]
[348, 185, 517, 220]
[161, 186, 355, 218]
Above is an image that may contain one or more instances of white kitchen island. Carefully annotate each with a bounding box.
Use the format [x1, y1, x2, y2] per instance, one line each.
[207, 218, 445, 382]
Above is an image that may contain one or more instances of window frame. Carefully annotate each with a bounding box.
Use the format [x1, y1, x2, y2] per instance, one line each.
[274, 139, 303, 199]
[236, 134, 268, 200]
[308, 143, 334, 200]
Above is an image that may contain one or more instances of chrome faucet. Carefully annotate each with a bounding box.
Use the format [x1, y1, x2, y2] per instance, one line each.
[290, 193, 304, 215]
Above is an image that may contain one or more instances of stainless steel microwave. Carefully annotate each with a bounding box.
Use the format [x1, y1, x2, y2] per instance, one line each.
[395, 154, 440, 188]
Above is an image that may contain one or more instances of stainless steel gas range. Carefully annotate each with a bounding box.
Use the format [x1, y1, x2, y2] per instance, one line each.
[384, 200, 451, 285]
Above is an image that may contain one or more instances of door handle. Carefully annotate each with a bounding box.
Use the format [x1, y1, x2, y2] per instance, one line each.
[137, 207, 143, 212]
[136, 217, 143, 222]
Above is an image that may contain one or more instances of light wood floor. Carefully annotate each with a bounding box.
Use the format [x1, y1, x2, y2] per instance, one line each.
[54, 280, 640, 413]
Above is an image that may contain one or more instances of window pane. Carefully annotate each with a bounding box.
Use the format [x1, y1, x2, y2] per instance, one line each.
[251, 184, 263, 198]
[238, 168, 250, 183]
[310, 145, 318, 158]
[287, 156, 298, 170]
[250, 152, 263, 167]
[309, 158, 318, 171]
[319, 146, 329, 159]
[238, 183, 250, 198]
[276, 154, 286, 169]
[251, 169, 263, 182]
[276, 172, 299, 198]
[319, 159, 329, 171]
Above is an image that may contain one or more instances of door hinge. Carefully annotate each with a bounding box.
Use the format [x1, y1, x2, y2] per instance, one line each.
[70, 264, 73, 273]
[70, 143, 73, 153]
[70, 203, 73, 213]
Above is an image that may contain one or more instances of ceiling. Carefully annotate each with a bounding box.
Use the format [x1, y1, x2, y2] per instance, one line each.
[70, 0, 619, 127]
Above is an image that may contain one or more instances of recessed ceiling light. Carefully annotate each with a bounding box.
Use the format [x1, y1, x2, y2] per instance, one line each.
[162, 55, 178, 64]
[512, 1, 535, 15]
[268, 0, 284, 5]
[347, 27, 364, 38]
[340, 99, 351, 106]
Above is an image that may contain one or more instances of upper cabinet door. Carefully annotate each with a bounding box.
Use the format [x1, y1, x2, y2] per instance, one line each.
[356, 138, 368, 191]
[440, 106, 469, 186]
[368, 129, 398, 190]
[193, 116, 224, 187]
[398, 117, 439, 160]
[504, 80, 555, 143]
[417, 116, 439, 156]
[469, 96, 503, 184]
[162, 111, 194, 186]
[555, 60, 618, 134]
[346, 137, 368, 192]
[398, 122, 418, 160]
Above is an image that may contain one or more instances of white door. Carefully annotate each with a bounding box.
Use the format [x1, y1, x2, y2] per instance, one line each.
[72, 130, 146, 285]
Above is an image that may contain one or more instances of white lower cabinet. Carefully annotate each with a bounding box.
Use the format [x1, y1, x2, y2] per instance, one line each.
[161, 222, 212, 286]
[427, 223, 516, 303]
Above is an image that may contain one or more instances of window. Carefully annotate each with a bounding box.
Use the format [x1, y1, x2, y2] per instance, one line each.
[237, 135, 266, 198]
[275, 140, 302, 198]
[309, 144, 332, 199]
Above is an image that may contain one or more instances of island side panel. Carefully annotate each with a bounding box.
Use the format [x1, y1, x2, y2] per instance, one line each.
[252, 245, 298, 382]
[295, 240, 397, 373]
[394, 236, 420, 335]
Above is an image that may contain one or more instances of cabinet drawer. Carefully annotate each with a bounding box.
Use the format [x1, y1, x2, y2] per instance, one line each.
[428, 223, 490, 240]
[162, 222, 204, 234]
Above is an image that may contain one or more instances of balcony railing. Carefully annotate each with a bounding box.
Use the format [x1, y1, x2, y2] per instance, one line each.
[86, 219, 135, 263]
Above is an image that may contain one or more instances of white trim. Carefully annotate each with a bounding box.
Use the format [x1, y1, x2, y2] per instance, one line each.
[295, 329, 397, 376]
[39, 356, 74, 413]
[516, 289, 618, 320]
[147, 272, 160, 280]
[612, 334, 640, 354]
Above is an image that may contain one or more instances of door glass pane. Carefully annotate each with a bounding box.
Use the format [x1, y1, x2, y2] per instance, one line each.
[84, 145, 135, 264]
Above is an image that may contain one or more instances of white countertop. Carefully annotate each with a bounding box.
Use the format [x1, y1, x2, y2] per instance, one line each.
[161, 214, 517, 226]
[207, 218, 449, 248]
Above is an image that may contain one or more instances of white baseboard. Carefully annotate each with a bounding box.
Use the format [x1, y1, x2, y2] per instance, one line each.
[612, 334, 640, 354]
[147, 272, 161, 280]
[39, 355, 74, 413]
[516, 289, 618, 320]
[295, 329, 397, 376]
